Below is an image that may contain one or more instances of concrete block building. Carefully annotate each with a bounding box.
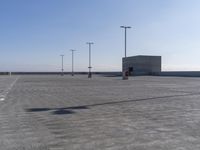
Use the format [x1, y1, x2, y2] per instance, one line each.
[122, 55, 161, 76]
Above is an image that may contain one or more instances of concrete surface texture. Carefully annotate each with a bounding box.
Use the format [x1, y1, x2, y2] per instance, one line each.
[1, 75, 200, 150]
[123, 55, 161, 75]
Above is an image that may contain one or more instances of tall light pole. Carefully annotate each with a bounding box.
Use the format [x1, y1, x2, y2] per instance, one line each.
[70, 49, 76, 76]
[120, 26, 131, 58]
[60, 54, 64, 76]
[121, 26, 131, 80]
[86, 42, 94, 78]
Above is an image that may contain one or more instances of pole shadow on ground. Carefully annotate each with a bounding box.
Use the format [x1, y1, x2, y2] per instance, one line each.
[25, 92, 200, 115]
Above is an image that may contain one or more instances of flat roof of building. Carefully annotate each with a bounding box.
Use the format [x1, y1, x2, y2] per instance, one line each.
[123, 55, 161, 59]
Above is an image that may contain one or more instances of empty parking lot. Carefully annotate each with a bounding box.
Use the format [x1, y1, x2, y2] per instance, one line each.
[1, 75, 200, 150]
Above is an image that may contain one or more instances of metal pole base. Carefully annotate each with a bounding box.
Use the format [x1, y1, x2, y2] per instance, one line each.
[88, 72, 92, 78]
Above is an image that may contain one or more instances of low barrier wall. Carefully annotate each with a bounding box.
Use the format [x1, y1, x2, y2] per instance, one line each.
[0, 72, 122, 76]
[1, 71, 200, 77]
[160, 71, 200, 77]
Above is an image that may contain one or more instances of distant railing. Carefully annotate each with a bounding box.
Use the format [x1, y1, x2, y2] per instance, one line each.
[1, 71, 200, 77]
[0, 72, 122, 76]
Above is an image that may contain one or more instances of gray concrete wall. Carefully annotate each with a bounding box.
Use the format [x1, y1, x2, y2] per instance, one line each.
[1, 71, 200, 77]
[0, 72, 122, 76]
[160, 71, 200, 77]
[123, 55, 161, 75]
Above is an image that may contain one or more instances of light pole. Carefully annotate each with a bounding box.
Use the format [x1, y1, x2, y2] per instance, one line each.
[60, 54, 64, 76]
[120, 26, 131, 58]
[86, 42, 94, 78]
[70, 49, 76, 76]
[121, 26, 131, 80]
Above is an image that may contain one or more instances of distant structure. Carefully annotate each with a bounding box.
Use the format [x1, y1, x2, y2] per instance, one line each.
[122, 55, 161, 76]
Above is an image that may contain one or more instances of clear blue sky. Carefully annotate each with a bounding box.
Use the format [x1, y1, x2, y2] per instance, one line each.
[0, 0, 200, 71]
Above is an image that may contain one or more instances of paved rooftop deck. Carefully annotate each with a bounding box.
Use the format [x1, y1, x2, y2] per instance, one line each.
[1, 75, 200, 150]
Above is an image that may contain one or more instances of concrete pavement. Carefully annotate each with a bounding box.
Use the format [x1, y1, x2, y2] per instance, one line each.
[1, 75, 200, 150]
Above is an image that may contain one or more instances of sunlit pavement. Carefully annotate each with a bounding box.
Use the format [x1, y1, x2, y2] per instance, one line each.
[1, 75, 200, 150]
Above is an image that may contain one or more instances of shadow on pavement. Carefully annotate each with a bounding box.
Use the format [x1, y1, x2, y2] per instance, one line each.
[53, 109, 75, 115]
[27, 108, 51, 112]
[26, 106, 88, 115]
[26, 92, 200, 115]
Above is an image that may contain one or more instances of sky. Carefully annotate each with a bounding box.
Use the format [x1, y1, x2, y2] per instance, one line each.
[0, 0, 200, 72]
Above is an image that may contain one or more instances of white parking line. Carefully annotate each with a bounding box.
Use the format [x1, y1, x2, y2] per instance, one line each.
[0, 98, 5, 101]
[0, 76, 20, 102]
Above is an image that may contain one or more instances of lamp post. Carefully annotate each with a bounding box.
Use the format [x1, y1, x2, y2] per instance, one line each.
[86, 42, 94, 78]
[120, 26, 131, 58]
[70, 49, 76, 76]
[60, 54, 64, 76]
[120, 26, 131, 80]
